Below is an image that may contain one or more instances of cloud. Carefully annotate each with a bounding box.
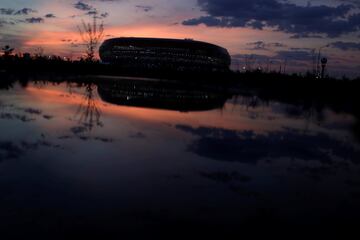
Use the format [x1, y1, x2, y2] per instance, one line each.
[337, 0, 360, 7]
[74, 1, 93, 11]
[247, 41, 268, 50]
[45, 13, 56, 18]
[0, 139, 61, 162]
[0, 19, 15, 27]
[86, 10, 98, 15]
[0, 8, 15, 15]
[72, 1, 108, 18]
[232, 53, 273, 62]
[84, 9, 108, 18]
[290, 33, 324, 39]
[14, 8, 37, 15]
[136, 5, 153, 12]
[182, 0, 360, 38]
[246, 41, 287, 50]
[100, 12, 109, 18]
[0, 8, 36, 15]
[232, 51, 311, 63]
[25, 17, 44, 24]
[329, 41, 360, 50]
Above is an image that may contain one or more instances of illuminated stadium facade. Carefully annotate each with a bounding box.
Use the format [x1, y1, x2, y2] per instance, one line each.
[99, 37, 231, 72]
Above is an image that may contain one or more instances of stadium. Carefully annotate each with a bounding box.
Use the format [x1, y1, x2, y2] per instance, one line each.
[99, 37, 231, 72]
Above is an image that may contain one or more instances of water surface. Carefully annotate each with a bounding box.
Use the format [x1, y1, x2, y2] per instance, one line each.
[1, 78, 360, 236]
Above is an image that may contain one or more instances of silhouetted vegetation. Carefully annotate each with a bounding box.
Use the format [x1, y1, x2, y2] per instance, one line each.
[77, 14, 104, 61]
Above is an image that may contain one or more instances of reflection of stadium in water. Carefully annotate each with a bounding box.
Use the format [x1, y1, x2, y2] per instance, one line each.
[97, 79, 232, 112]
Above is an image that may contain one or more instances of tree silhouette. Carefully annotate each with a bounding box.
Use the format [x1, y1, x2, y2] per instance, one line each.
[34, 47, 44, 58]
[77, 14, 104, 61]
[2, 45, 14, 57]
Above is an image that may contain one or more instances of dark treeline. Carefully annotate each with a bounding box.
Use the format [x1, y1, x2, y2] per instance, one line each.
[1, 53, 359, 81]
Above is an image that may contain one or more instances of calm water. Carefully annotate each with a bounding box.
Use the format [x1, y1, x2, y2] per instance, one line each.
[1, 78, 360, 236]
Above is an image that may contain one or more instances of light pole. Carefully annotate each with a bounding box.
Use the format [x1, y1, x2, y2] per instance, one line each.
[316, 45, 327, 78]
[321, 57, 328, 79]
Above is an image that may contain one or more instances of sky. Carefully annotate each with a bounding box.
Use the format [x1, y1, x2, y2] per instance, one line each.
[0, 0, 360, 77]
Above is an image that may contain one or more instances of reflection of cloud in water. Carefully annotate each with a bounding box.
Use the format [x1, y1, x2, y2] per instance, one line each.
[0, 113, 34, 122]
[70, 126, 88, 135]
[58, 125, 115, 143]
[176, 125, 360, 164]
[200, 171, 251, 183]
[288, 165, 336, 181]
[0, 140, 61, 162]
[43, 115, 54, 120]
[0, 104, 53, 122]
[58, 135, 114, 143]
[129, 132, 147, 139]
[0, 141, 23, 160]
[22, 108, 42, 115]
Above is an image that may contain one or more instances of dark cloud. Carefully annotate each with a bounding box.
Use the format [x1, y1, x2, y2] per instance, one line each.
[183, 0, 360, 38]
[247, 41, 268, 50]
[337, 0, 360, 7]
[0, 19, 15, 27]
[0, 8, 15, 15]
[45, 13, 56, 18]
[136, 5, 153, 12]
[14, 8, 37, 15]
[25, 17, 44, 24]
[287, 47, 316, 52]
[232, 53, 273, 62]
[74, 1, 93, 11]
[100, 12, 109, 18]
[72, 2, 108, 18]
[0, 8, 36, 16]
[329, 41, 360, 50]
[86, 10, 98, 16]
[290, 33, 324, 39]
[183, 15, 228, 27]
[246, 41, 286, 50]
[84, 9, 108, 19]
